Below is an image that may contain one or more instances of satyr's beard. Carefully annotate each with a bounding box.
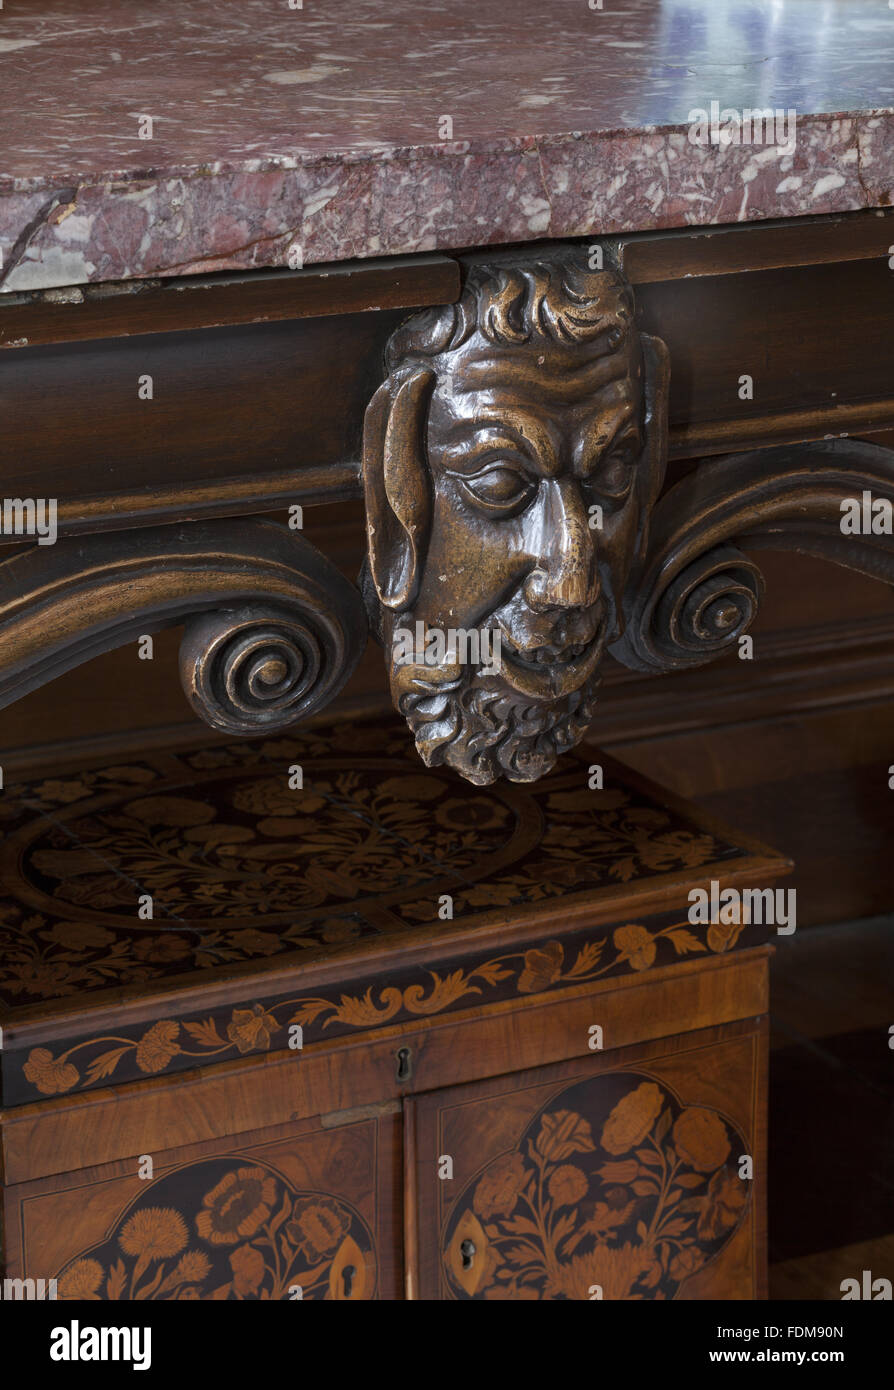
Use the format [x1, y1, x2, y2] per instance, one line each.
[388, 628, 604, 785]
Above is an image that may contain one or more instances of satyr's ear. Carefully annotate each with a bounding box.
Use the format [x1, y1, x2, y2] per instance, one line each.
[362, 366, 436, 611]
[634, 334, 671, 561]
[639, 333, 670, 511]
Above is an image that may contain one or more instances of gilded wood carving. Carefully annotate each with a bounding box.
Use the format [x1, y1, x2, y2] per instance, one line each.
[613, 438, 894, 672]
[361, 250, 670, 785]
[5, 253, 894, 780]
[0, 520, 366, 734]
[362, 254, 894, 783]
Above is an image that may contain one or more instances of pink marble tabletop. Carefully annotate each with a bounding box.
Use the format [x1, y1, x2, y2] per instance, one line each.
[1, 0, 893, 292]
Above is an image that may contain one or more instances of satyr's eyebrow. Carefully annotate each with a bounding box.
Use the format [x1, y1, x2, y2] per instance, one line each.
[439, 413, 558, 474]
[453, 350, 632, 401]
[576, 395, 642, 478]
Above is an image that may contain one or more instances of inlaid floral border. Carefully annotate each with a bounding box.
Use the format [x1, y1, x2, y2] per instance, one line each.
[6, 909, 758, 1104]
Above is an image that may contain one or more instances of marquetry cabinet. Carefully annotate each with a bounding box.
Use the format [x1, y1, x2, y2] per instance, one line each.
[0, 714, 784, 1300]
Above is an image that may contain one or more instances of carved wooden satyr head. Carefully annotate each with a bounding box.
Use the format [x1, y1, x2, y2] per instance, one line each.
[361, 250, 669, 785]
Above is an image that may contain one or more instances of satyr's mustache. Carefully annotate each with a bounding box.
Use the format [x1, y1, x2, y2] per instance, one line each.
[494, 598, 606, 665]
[499, 630, 598, 666]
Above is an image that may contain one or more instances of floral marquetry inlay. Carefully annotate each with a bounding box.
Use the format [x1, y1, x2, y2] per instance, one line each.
[0, 722, 741, 1012]
[19, 913, 753, 1098]
[0, 716, 770, 1105]
[441, 1071, 750, 1300]
[55, 1157, 376, 1301]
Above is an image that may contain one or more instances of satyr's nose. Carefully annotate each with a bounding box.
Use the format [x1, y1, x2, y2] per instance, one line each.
[524, 479, 599, 612]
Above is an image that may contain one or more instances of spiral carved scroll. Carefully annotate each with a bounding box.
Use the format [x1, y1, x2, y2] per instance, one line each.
[0, 519, 367, 734]
[181, 604, 345, 734]
[611, 439, 894, 675]
[643, 544, 765, 671]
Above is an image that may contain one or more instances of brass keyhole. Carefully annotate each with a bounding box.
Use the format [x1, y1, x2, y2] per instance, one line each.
[395, 1046, 412, 1081]
[342, 1264, 356, 1298]
[460, 1239, 476, 1270]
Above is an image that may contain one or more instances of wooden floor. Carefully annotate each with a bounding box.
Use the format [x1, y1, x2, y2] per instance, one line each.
[767, 915, 894, 1299]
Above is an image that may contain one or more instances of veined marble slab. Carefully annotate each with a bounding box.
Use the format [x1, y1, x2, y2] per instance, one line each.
[1, 0, 892, 291]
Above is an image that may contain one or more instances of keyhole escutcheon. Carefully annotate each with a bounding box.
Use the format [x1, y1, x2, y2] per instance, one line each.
[395, 1045, 412, 1081]
[460, 1238, 476, 1270]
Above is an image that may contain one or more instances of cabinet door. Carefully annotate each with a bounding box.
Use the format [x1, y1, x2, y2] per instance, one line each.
[4, 1109, 401, 1301]
[406, 1021, 766, 1300]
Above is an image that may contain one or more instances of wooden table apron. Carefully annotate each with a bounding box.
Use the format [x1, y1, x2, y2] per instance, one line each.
[1, 213, 894, 757]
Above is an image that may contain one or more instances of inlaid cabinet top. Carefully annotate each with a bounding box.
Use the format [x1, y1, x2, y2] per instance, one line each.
[0, 712, 785, 1104]
[1, 0, 892, 291]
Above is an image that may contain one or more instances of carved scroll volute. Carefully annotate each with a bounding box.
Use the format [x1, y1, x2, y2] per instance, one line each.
[611, 439, 894, 675]
[361, 248, 671, 786]
[0, 520, 367, 735]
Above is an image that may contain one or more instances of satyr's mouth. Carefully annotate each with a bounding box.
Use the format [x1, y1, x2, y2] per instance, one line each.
[495, 616, 606, 697]
[500, 633, 595, 669]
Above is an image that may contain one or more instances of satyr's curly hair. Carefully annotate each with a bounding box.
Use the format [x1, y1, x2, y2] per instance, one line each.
[385, 250, 635, 371]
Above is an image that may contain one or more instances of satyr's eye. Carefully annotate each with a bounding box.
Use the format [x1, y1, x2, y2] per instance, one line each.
[596, 436, 641, 500]
[461, 465, 537, 515]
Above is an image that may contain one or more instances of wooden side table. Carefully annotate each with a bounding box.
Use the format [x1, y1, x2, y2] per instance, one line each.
[1, 0, 892, 1307]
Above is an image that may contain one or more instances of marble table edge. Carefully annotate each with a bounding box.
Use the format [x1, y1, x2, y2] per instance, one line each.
[1, 110, 892, 293]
